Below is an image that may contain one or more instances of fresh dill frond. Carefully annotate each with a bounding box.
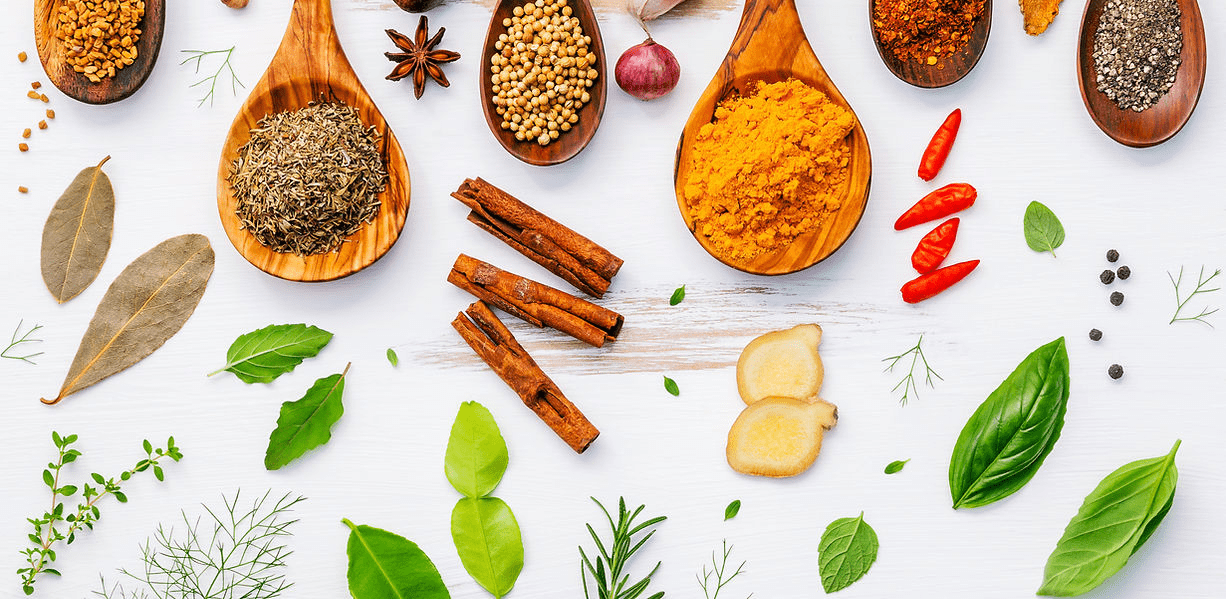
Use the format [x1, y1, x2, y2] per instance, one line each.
[2, 319, 43, 364]
[1169, 265, 1221, 327]
[697, 540, 751, 599]
[580, 497, 667, 599]
[882, 334, 942, 406]
[179, 47, 244, 107]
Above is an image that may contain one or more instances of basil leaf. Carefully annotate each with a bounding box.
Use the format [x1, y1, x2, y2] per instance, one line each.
[663, 376, 680, 396]
[444, 401, 509, 498]
[1038, 441, 1180, 596]
[669, 285, 685, 306]
[451, 497, 524, 598]
[386, 348, 398, 367]
[724, 499, 741, 520]
[209, 324, 332, 383]
[264, 365, 349, 470]
[884, 459, 909, 475]
[1024, 201, 1065, 257]
[949, 337, 1069, 509]
[342, 518, 450, 599]
[818, 513, 878, 593]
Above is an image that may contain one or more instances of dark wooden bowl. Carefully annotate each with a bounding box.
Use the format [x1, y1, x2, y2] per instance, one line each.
[34, 0, 165, 104]
[869, 0, 992, 88]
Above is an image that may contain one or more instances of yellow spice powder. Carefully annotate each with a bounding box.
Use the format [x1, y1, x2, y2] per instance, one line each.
[682, 78, 854, 262]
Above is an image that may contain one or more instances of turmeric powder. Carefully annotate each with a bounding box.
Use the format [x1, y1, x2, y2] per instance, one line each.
[682, 79, 855, 263]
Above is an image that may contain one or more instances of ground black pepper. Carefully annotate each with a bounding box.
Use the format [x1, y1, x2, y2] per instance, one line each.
[1108, 364, 1124, 379]
[1100, 269, 1115, 284]
[1092, 0, 1183, 112]
[1089, 329, 1103, 341]
[1110, 291, 1125, 306]
[1116, 265, 1131, 279]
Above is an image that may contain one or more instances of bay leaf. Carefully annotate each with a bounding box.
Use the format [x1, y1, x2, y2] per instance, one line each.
[264, 364, 350, 470]
[42, 234, 215, 405]
[40, 156, 116, 304]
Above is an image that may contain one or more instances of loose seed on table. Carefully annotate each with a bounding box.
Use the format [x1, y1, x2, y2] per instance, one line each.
[1106, 249, 1119, 262]
[18, 186, 28, 193]
[1100, 269, 1115, 284]
[38, 121, 47, 130]
[1116, 265, 1131, 279]
[39, 95, 48, 103]
[18, 143, 28, 152]
[1089, 329, 1103, 341]
[46, 109, 55, 119]
[1110, 291, 1125, 306]
[26, 91, 39, 100]
[18, 51, 27, 62]
[21, 129, 31, 139]
[1108, 364, 1124, 379]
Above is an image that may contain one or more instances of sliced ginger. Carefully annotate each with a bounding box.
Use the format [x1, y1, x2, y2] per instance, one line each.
[727, 397, 838, 478]
[736, 324, 824, 405]
[1020, 0, 1064, 35]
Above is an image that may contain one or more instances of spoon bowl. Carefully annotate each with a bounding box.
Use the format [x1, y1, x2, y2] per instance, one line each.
[479, 0, 607, 166]
[216, 0, 410, 282]
[34, 0, 165, 104]
[674, 0, 872, 276]
[869, 0, 992, 88]
[1076, 0, 1205, 147]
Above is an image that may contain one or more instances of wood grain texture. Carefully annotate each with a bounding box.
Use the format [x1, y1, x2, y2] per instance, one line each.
[673, 0, 872, 276]
[351, 0, 741, 18]
[33, 0, 165, 104]
[869, 0, 992, 89]
[216, 0, 411, 282]
[1076, 0, 1206, 148]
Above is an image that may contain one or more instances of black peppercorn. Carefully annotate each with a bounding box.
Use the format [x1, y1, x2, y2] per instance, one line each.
[1106, 249, 1119, 263]
[1108, 364, 1124, 379]
[1089, 329, 1103, 341]
[1110, 291, 1124, 306]
[1100, 269, 1115, 284]
[1117, 266, 1131, 280]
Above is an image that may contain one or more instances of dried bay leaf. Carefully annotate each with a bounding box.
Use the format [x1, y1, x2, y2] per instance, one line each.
[40, 156, 116, 303]
[42, 234, 215, 405]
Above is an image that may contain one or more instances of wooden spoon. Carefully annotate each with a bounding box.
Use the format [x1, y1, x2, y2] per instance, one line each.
[673, 0, 872, 276]
[1076, 0, 1206, 147]
[33, 0, 165, 104]
[216, 0, 410, 282]
[479, 0, 607, 166]
[869, 0, 992, 88]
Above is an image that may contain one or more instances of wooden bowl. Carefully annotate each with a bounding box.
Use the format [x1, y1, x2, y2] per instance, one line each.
[33, 0, 165, 104]
[869, 0, 992, 88]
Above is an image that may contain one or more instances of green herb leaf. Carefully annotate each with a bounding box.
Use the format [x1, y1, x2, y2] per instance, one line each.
[342, 518, 450, 599]
[451, 497, 524, 598]
[818, 513, 879, 593]
[386, 348, 398, 367]
[209, 324, 333, 383]
[264, 364, 350, 470]
[884, 459, 909, 475]
[669, 285, 686, 306]
[949, 338, 1070, 509]
[444, 401, 509, 498]
[724, 500, 741, 520]
[40, 156, 115, 304]
[1023, 201, 1065, 257]
[663, 376, 680, 396]
[1038, 441, 1181, 596]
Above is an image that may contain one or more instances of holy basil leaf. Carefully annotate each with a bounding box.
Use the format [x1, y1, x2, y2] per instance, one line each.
[818, 513, 878, 593]
[209, 324, 332, 383]
[444, 401, 509, 498]
[885, 459, 909, 475]
[669, 285, 686, 306]
[949, 337, 1070, 509]
[1038, 441, 1180, 597]
[264, 365, 349, 470]
[724, 499, 741, 520]
[1024, 201, 1065, 257]
[451, 497, 524, 598]
[663, 376, 680, 396]
[342, 518, 450, 599]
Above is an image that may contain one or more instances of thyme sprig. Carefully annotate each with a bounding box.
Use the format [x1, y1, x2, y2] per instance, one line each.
[698, 540, 751, 599]
[3, 320, 44, 364]
[1169, 266, 1221, 327]
[580, 497, 667, 599]
[179, 47, 243, 107]
[883, 335, 942, 406]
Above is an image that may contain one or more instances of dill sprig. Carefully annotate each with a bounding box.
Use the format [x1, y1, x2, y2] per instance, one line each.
[179, 47, 244, 107]
[580, 497, 667, 599]
[1169, 266, 1221, 327]
[698, 540, 751, 599]
[882, 335, 942, 406]
[3, 320, 44, 364]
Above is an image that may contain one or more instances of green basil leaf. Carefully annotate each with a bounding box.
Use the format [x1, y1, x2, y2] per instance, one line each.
[949, 337, 1069, 509]
[818, 512, 878, 593]
[210, 324, 332, 383]
[663, 376, 680, 396]
[669, 285, 685, 306]
[1038, 441, 1180, 597]
[1024, 201, 1065, 257]
[451, 497, 524, 598]
[724, 499, 741, 520]
[264, 366, 349, 470]
[884, 459, 909, 475]
[342, 518, 450, 599]
[445, 401, 509, 498]
[386, 348, 398, 367]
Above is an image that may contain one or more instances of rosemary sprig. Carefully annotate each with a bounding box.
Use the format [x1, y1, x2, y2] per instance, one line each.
[1169, 266, 1221, 327]
[179, 47, 243, 107]
[3, 320, 44, 364]
[580, 497, 667, 599]
[698, 540, 751, 599]
[882, 335, 942, 406]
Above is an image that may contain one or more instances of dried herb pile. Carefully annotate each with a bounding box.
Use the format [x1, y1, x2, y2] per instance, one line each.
[229, 100, 387, 255]
[873, 0, 987, 66]
[1093, 0, 1183, 112]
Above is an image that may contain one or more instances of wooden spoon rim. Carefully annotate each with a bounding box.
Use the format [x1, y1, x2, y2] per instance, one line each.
[33, 0, 165, 104]
[868, 0, 993, 89]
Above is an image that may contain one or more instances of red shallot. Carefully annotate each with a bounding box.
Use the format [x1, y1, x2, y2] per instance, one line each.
[615, 39, 681, 101]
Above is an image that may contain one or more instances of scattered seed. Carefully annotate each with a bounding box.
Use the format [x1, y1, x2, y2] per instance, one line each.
[38, 121, 47, 130]
[39, 94, 49, 103]
[1110, 291, 1124, 306]
[18, 51, 27, 62]
[1108, 364, 1124, 380]
[1106, 249, 1119, 262]
[1089, 328, 1103, 341]
[18, 143, 29, 152]
[21, 129, 31, 139]
[1116, 265, 1131, 280]
[31, 81, 41, 90]
[26, 90, 39, 100]
[1100, 269, 1115, 284]
[45, 109, 55, 119]
[18, 186, 28, 193]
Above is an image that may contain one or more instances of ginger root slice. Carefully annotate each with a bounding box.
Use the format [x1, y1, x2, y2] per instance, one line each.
[727, 397, 838, 478]
[736, 324, 824, 405]
[1020, 0, 1063, 35]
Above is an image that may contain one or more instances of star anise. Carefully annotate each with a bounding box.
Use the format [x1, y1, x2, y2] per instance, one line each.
[385, 16, 460, 100]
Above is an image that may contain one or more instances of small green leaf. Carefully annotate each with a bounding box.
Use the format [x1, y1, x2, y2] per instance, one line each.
[153, 465, 164, 481]
[1023, 201, 1065, 257]
[818, 513, 879, 593]
[264, 364, 350, 470]
[114, 492, 128, 503]
[669, 285, 686, 306]
[51, 431, 63, 447]
[342, 519, 451, 599]
[57, 485, 77, 497]
[663, 376, 679, 396]
[386, 348, 398, 367]
[451, 497, 524, 598]
[444, 401, 509, 499]
[142, 439, 153, 454]
[884, 459, 909, 474]
[43, 469, 54, 488]
[210, 324, 333, 383]
[724, 500, 741, 520]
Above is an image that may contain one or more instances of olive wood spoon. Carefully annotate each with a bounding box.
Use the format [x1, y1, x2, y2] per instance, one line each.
[33, 0, 165, 104]
[1076, 0, 1206, 147]
[216, 0, 410, 282]
[673, 0, 872, 276]
[869, 0, 992, 88]
[479, 0, 607, 166]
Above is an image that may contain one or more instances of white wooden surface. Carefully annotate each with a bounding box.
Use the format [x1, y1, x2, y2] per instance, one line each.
[2, 1, 1225, 597]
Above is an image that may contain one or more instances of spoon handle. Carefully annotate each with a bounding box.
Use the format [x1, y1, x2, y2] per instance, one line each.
[728, 0, 812, 67]
[284, 0, 340, 53]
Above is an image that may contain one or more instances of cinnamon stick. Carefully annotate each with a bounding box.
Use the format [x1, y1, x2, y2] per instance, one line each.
[448, 254, 623, 348]
[452, 178, 624, 297]
[452, 301, 600, 453]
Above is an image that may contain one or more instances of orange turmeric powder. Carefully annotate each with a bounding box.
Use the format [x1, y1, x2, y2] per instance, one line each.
[682, 79, 854, 262]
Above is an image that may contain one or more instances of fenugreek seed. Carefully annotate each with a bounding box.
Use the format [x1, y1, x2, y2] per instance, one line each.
[18, 51, 27, 62]
[18, 186, 29, 193]
[19, 143, 29, 152]
[39, 120, 48, 130]
[46, 109, 55, 119]
[22, 129, 31, 138]
[31, 81, 41, 89]
[27, 90, 40, 100]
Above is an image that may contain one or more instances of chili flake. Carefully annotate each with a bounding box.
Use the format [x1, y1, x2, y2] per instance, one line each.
[872, 0, 987, 67]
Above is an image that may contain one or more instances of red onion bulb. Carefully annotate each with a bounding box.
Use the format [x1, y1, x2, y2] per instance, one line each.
[615, 38, 680, 101]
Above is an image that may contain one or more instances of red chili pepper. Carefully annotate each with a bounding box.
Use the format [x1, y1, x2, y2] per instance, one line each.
[894, 183, 976, 231]
[901, 260, 980, 304]
[911, 218, 959, 274]
[918, 108, 961, 181]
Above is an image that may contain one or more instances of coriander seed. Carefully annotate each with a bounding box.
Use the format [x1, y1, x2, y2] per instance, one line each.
[1110, 291, 1124, 306]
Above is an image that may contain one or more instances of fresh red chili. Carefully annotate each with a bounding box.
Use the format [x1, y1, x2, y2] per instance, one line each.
[918, 108, 961, 181]
[911, 218, 959, 274]
[894, 183, 977, 231]
[901, 259, 980, 304]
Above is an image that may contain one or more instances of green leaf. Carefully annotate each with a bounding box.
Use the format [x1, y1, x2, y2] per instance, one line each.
[387, 348, 398, 367]
[210, 324, 333, 383]
[724, 499, 741, 520]
[57, 485, 77, 497]
[818, 513, 879, 593]
[342, 518, 451, 599]
[1038, 441, 1180, 597]
[142, 439, 152, 454]
[451, 497, 524, 598]
[663, 376, 679, 397]
[444, 401, 509, 498]
[1024, 201, 1065, 257]
[669, 285, 686, 306]
[264, 365, 349, 470]
[884, 459, 909, 475]
[949, 337, 1070, 509]
[43, 469, 54, 488]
